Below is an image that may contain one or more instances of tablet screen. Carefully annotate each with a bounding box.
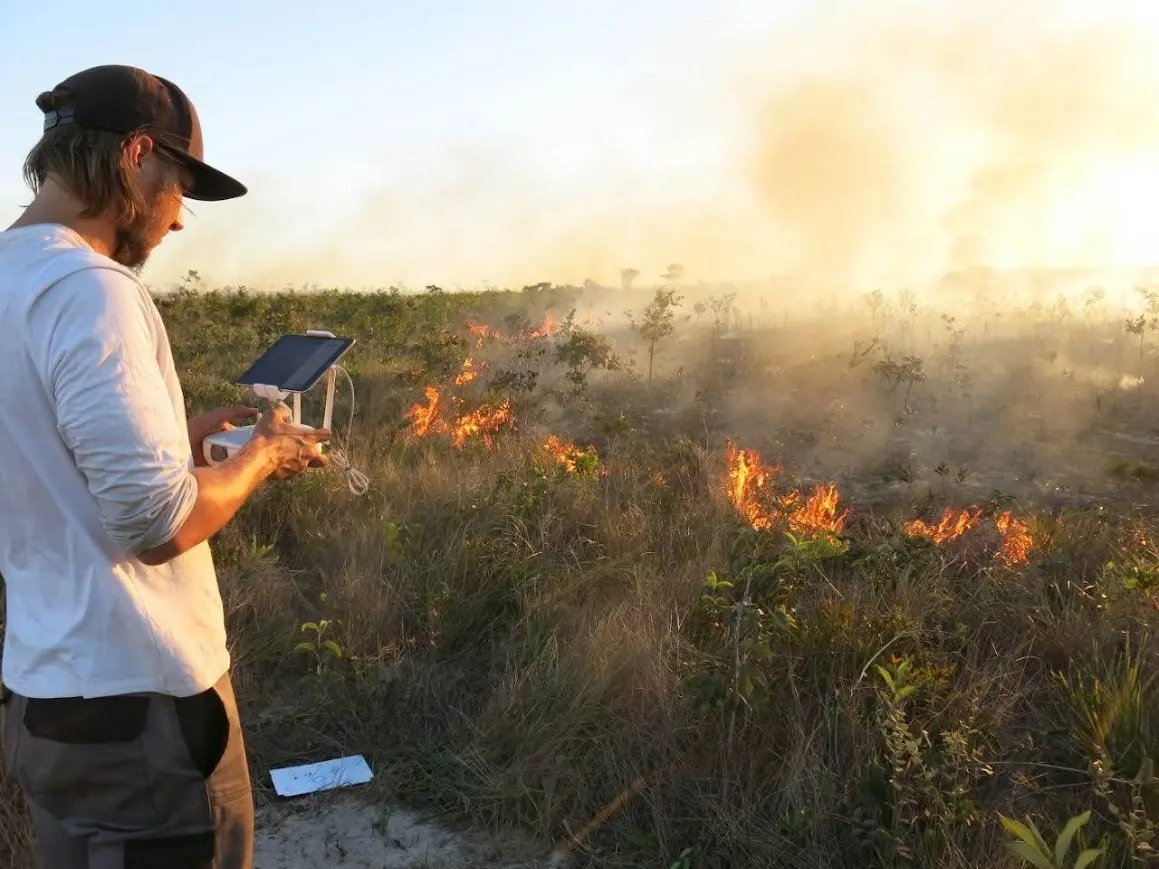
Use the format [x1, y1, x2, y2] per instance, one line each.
[236, 335, 355, 393]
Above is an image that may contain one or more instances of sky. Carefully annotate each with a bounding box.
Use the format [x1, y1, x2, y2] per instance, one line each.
[4, 1, 1159, 293]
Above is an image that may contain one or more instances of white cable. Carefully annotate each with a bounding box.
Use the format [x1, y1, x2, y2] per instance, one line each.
[328, 366, 369, 496]
[267, 366, 368, 495]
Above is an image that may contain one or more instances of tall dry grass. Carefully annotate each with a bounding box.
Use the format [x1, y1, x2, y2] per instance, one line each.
[2, 281, 1159, 867]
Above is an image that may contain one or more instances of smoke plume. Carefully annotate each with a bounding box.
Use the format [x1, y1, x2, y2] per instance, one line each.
[144, 0, 1159, 294]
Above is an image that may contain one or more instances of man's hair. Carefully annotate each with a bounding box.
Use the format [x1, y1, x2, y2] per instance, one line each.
[22, 88, 178, 227]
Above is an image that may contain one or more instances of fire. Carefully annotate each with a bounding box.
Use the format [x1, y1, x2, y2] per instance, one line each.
[529, 311, 561, 339]
[404, 315, 539, 449]
[465, 312, 560, 346]
[467, 322, 501, 347]
[726, 442, 778, 531]
[454, 357, 479, 385]
[720, 442, 1038, 565]
[725, 443, 845, 537]
[903, 506, 1033, 566]
[544, 434, 580, 472]
[541, 435, 601, 475]
[781, 484, 848, 536]
[404, 384, 514, 450]
[451, 400, 514, 449]
[404, 386, 447, 438]
[995, 511, 1033, 566]
[904, 507, 983, 543]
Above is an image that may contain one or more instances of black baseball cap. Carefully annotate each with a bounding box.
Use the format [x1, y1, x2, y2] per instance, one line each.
[37, 64, 246, 201]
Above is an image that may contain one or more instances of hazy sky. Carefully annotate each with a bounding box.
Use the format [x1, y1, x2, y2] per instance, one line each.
[3, 1, 1159, 292]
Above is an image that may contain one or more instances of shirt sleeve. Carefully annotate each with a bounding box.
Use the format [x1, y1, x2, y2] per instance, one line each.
[28, 265, 199, 557]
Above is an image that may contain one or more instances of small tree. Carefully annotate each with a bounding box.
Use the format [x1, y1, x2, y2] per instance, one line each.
[873, 354, 926, 414]
[553, 311, 621, 398]
[620, 268, 640, 291]
[1125, 286, 1159, 378]
[708, 292, 737, 340]
[629, 288, 683, 387]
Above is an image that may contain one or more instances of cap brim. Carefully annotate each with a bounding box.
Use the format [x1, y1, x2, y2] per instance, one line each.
[175, 151, 247, 201]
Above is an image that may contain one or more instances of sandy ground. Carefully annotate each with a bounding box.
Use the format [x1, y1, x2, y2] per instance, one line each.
[253, 788, 548, 869]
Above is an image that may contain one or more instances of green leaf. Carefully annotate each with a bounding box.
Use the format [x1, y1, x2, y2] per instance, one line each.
[875, 665, 895, 690]
[1000, 815, 1050, 856]
[294, 642, 317, 654]
[1055, 811, 1090, 866]
[1072, 848, 1105, 869]
[322, 640, 344, 659]
[1028, 819, 1052, 858]
[1004, 841, 1055, 869]
[300, 621, 319, 633]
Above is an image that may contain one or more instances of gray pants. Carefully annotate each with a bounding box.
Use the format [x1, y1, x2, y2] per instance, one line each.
[0, 670, 255, 868]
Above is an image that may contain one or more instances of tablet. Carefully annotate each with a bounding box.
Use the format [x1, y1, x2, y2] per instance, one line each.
[235, 334, 356, 393]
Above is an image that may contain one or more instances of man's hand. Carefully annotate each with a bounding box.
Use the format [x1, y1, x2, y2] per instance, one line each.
[249, 405, 331, 479]
[188, 404, 260, 467]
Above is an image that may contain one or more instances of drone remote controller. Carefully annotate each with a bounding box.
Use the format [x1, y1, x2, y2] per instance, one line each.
[202, 420, 325, 465]
[202, 330, 355, 466]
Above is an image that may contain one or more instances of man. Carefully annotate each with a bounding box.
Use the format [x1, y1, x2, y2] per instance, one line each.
[0, 65, 329, 868]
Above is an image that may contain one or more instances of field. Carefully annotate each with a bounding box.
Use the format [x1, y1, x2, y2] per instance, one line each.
[6, 271, 1159, 867]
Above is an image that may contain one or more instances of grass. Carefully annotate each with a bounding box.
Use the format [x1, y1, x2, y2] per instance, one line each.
[4, 276, 1159, 867]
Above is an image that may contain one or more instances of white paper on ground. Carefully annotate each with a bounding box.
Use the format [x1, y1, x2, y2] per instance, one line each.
[269, 754, 374, 798]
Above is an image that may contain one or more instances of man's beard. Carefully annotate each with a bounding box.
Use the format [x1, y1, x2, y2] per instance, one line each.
[111, 222, 153, 274]
[110, 182, 180, 273]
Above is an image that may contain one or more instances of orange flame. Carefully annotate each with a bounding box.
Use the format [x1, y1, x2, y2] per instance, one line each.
[404, 386, 448, 437]
[542, 435, 601, 476]
[528, 311, 561, 339]
[404, 382, 513, 450]
[466, 315, 559, 346]
[726, 442, 778, 530]
[781, 484, 848, 536]
[451, 400, 514, 449]
[467, 322, 502, 347]
[721, 442, 1040, 562]
[725, 443, 845, 537]
[454, 357, 479, 385]
[904, 507, 983, 543]
[995, 511, 1033, 566]
[544, 435, 580, 472]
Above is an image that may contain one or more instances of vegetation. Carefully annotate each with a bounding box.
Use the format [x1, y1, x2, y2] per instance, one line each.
[5, 272, 1159, 867]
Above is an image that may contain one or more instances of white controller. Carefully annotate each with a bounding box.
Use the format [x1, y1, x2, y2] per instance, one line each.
[202, 419, 324, 466]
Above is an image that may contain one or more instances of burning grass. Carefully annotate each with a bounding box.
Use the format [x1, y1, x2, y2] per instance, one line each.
[5, 283, 1159, 868]
[725, 442, 849, 538]
[402, 385, 515, 450]
[903, 506, 982, 543]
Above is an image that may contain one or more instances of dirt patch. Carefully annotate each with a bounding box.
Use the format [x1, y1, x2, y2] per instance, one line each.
[254, 789, 545, 868]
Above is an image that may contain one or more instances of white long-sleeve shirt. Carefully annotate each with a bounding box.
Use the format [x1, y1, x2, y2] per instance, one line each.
[0, 223, 229, 699]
